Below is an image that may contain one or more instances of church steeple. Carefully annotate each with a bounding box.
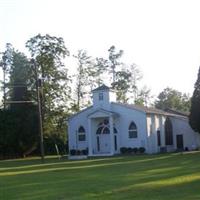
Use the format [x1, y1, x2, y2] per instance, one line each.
[92, 84, 116, 108]
[92, 84, 110, 92]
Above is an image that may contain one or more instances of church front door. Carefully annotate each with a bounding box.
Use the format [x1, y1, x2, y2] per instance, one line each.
[98, 134, 110, 153]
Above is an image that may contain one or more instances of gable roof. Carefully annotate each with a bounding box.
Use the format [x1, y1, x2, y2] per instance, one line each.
[112, 102, 188, 120]
[112, 102, 167, 114]
[164, 108, 189, 117]
[68, 102, 188, 121]
[67, 106, 93, 120]
[92, 84, 110, 92]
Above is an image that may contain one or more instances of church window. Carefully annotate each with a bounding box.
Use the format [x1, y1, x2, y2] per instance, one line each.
[157, 130, 161, 146]
[114, 127, 118, 134]
[99, 92, 103, 100]
[78, 126, 86, 141]
[96, 127, 103, 134]
[102, 127, 110, 134]
[128, 122, 138, 138]
[96, 119, 117, 134]
[165, 117, 173, 145]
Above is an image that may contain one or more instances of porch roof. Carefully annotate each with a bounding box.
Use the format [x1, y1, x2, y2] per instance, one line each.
[87, 108, 120, 119]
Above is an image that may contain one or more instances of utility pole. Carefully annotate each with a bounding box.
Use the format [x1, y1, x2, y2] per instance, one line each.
[31, 59, 45, 162]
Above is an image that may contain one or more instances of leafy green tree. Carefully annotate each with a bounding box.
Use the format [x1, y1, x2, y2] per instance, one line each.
[108, 45, 123, 83]
[73, 49, 92, 111]
[128, 63, 143, 103]
[112, 70, 131, 103]
[108, 46, 131, 102]
[0, 43, 14, 109]
[107, 46, 145, 104]
[189, 67, 200, 133]
[72, 50, 112, 110]
[155, 87, 191, 112]
[135, 86, 152, 106]
[26, 34, 71, 140]
[90, 57, 109, 87]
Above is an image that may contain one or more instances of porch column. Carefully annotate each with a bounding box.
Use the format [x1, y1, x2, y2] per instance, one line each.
[109, 115, 114, 155]
[160, 116, 165, 147]
[88, 118, 93, 156]
[151, 115, 157, 153]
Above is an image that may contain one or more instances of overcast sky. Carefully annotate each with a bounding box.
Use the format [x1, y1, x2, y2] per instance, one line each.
[1, 0, 200, 97]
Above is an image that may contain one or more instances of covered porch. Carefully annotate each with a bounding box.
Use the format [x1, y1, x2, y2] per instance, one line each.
[87, 109, 119, 156]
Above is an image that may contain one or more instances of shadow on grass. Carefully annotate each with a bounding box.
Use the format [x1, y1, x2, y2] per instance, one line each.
[0, 154, 177, 176]
[0, 151, 200, 200]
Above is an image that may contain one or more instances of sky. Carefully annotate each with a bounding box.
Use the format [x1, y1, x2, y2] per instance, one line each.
[1, 0, 200, 98]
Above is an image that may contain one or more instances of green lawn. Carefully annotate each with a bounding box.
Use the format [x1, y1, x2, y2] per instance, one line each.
[0, 152, 200, 200]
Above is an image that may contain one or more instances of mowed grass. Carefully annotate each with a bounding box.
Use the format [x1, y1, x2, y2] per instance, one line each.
[0, 152, 200, 200]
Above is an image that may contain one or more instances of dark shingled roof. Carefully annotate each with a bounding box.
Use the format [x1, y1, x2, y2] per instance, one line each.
[164, 108, 189, 117]
[92, 84, 110, 92]
[113, 102, 167, 114]
[112, 102, 188, 120]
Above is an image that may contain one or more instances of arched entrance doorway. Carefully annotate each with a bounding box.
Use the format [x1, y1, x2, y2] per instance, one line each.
[96, 119, 118, 153]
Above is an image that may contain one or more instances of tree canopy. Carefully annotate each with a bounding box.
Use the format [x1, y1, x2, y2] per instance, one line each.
[0, 34, 70, 158]
[26, 34, 71, 138]
[155, 87, 191, 112]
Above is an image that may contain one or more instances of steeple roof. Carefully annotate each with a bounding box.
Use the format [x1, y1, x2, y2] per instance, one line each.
[92, 84, 110, 92]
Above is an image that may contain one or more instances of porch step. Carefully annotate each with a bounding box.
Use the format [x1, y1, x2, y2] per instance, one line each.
[89, 153, 114, 157]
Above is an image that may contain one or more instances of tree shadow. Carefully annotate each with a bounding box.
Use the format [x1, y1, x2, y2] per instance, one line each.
[0, 152, 200, 200]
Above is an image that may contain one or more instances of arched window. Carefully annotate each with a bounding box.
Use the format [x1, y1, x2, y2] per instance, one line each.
[165, 117, 173, 145]
[102, 127, 110, 134]
[78, 126, 86, 141]
[96, 119, 117, 134]
[96, 126, 110, 134]
[128, 122, 137, 138]
[96, 127, 103, 135]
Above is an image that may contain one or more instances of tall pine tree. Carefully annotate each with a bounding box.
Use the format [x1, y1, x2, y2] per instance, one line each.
[0, 46, 38, 157]
[73, 49, 92, 111]
[189, 67, 200, 133]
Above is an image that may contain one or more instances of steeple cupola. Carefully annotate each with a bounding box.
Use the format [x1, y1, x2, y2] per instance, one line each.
[92, 84, 116, 108]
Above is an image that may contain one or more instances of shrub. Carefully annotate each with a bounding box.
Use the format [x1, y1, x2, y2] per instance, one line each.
[138, 147, 145, 153]
[127, 147, 132, 153]
[132, 147, 138, 154]
[82, 149, 88, 155]
[70, 149, 76, 155]
[76, 150, 81, 155]
[120, 147, 128, 154]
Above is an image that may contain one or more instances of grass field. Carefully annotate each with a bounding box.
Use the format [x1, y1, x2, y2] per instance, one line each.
[0, 152, 200, 200]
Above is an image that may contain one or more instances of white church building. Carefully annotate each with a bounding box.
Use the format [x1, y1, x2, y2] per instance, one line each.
[68, 85, 200, 156]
